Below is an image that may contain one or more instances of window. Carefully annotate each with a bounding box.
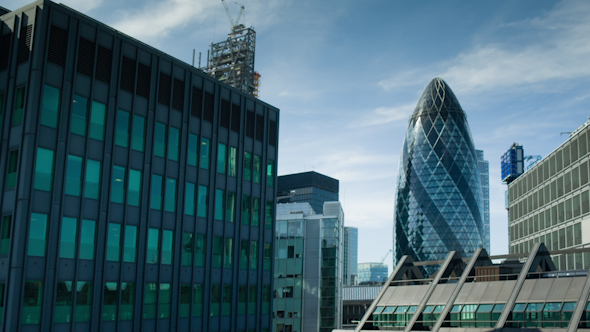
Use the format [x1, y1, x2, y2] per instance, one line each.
[267, 160, 274, 187]
[89, 101, 106, 141]
[40, 85, 60, 128]
[262, 286, 269, 314]
[227, 192, 236, 222]
[22, 281, 43, 324]
[151, 174, 163, 210]
[79, 219, 96, 260]
[244, 152, 252, 181]
[252, 198, 260, 227]
[211, 285, 221, 316]
[200, 137, 210, 170]
[217, 143, 227, 174]
[162, 230, 173, 265]
[0, 93, 4, 129]
[197, 185, 208, 218]
[84, 159, 101, 199]
[240, 240, 248, 269]
[131, 115, 145, 152]
[75, 281, 92, 322]
[103, 283, 118, 321]
[28, 213, 47, 256]
[168, 127, 179, 161]
[215, 189, 225, 220]
[13, 87, 25, 125]
[224, 238, 233, 268]
[185, 182, 195, 215]
[5, 150, 18, 189]
[124, 225, 137, 263]
[193, 284, 203, 317]
[128, 169, 142, 206]
[55, 281, 73, 323]
[229, 146, 237, 177]
[111, 166, 125, 204]
[0, 216, 11, 254]
[115, 110, 130, 147]
[65, 155, 83, 196]
[188, 134, 198, 166]
[222, 285, 232, 316]
[147, 228, 159, 264]
[34, 148, 54, 191]
[71, 95, 88, 136]
[238, 286, 247, 315]
[59, 217, 77, 258]
[159, 283, 171, 318]
[180, 284, 191, 318]
[195, 234, 206, 267]
[143, 283, 157, 319]
[120, 283, 135, 320]
[250, 241, 258, 270]
[242, 195, 251, 225]
[213, 236, 223, 268]
[249, 286, 257, 315]
[165, 178, 177, 212]
[182, 233, 193, 266]
[264, 243, 271, 271]
[265, 202, 274, 229]
[106, 223, 121, 261]
[154, 122, 166, 158]
[253, 155, 261, 183]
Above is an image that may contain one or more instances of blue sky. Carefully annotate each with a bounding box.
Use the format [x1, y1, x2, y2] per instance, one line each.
[8, 0, 590, 268]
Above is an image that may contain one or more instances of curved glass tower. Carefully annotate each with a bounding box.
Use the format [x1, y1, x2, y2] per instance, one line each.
[393, 78, 484, 268]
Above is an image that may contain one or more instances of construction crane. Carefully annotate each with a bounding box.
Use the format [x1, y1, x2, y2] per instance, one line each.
[221, 0, 245, 33]
[381, 249, 393, 264]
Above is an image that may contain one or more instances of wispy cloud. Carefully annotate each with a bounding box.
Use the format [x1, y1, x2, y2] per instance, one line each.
[356, 103, 415, 127]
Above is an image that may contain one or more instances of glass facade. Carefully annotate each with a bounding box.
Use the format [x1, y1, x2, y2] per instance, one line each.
[394, 78, 485, 269]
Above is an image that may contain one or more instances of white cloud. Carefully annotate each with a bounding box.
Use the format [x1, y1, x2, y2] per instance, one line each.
[357, 103, 415, 127]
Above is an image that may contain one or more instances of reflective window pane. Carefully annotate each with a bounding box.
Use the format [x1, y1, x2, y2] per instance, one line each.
[229, 146, 237, 177]
[84, 159, 101, 199]
[115, 110, 130, 147]
[154, 122, 166, 158]
[6, 150, 18, 189]
[188, 134, 198, 166]
[197, 185, 208, 218]
[165, 178, 177, 212]
[147, 228, 159, 264]
[131, 115, 145, 152]
[168, 127, 179, 161]
[13, 87, 25, 125]
[102, 283, 118, 321]
[162, 230, 173, 265]
[59, 217, 77, 259]
[34, 148, 54, 191]
[185, 182, 195, 215]
[182, 233, 193, 266]
[267, 160, 274, 187]
[79, 219, 96, 260]
[0, 216, 12, 254]
[75, 281, 92, 322]
[89, 101, 106, 141]
[244, 152, 252, 181]
[215, 189, 225, 220]
[226, 192, 236, 222]
[65, 155, 83, 196]
[111, 166, 125, 204]
[40, 85, 60, 128]
[54, 281, 73, 323]
[71, 95, 88, 136]
[120, 283, 135, 320]
[28, 213, 47, 256]
[151, 174, 163, 210]
[200, 137, 210, 170]
[217, 143, 227, 174]
[106, 223, 121, 261]
[22, 281, 43, 324]
[253, 155, 261, 183]
[128, 169, 142, 206]
[195, 234, 206, 267]
[124, 225, 137, 263]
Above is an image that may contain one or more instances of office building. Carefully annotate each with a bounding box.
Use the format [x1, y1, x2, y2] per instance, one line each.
[0, 1, 278, 331]
[341, 285, 381, 329]
[476, 150, 490, 252]
[343, 226, 358, 286]
[357, 263, 388, 284]
[393, 77, 485, 271]
[277, 171, 338, 214]
[341, 244, 590, 331]
[507, 119, 590, 270]
[273, 202, 344, 332]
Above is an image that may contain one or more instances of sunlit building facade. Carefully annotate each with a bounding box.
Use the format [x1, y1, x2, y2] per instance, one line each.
[357, 263, 388, 284]
[343, 226, 358, 286]
[476, 149, 490, 252]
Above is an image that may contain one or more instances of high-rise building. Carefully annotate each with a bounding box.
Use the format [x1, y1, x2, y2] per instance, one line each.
[507, 119, 590, 269]
[476, 150, 490, 252]
[343, 226, 358, 286]
[357, 263, 388, 284]
[274, 202, 344, 332]
[393, 78, 485, 271]
[277, 171, 339, 214]
[0, 1, 278, 331]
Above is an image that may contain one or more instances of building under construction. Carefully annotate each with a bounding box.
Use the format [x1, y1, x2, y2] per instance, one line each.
[205, 1, 260, 97]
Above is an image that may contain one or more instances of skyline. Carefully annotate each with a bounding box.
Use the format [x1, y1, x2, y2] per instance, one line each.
[5, 0, 590, 268]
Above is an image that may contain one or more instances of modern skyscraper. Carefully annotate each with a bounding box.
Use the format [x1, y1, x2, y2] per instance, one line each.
[273, 202, 344, 332]
[393, 78, 485, 270]
[277, 171, 339, 214]
[476, 150, 490, 252]
[0, 1, 278, 331]
[357, 263, 388, 284]
[343, 226, 358, 286]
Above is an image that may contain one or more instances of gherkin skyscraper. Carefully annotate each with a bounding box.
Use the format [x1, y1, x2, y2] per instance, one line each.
[393, 78, 484, 269]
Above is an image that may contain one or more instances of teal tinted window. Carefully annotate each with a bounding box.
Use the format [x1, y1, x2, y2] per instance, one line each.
[13, 87, 25, 125]
[55, 281, 73, 323]
[147, 228, 159, 264]
[242, 195, 251, 225]
[111, 166, 125, 204]
[229, 146, 237, 177]
[165, 178, 177, 212]
[252, 198, 260, 226]
[71, 95, 88, 136]
[159, 283, 171, 318]
[154, 122, 166, 158]
[34, 148, 54, 191]
[264, 243, 271, 271]
[248, 286, 256, 315]
[265, 202, 273, 229]
[211, 285, 221, 316]
[197, 185, 208, 218]
[226, 192, 236, 222]
[193, 284, 203, 317]
[195, 234, 206, 267]
[84, 159, 101, 199]
[115, 110, 130, 147]
[250, 241, 258, 270]
[59, 217, 77, 258]
[28, 213, 47, 256]
[102, 283, 118, 321]
[215, 189, 225, 220]
[124, 225, 137, 263]
[6, 150, 18, 189]
[0, 216, 12, 254]
[143, 283, 157, 319]
[267, 160, 274, 187]
[182, 233, 193, 266]
[200, 137, 210, 170]
[238, 285, 247, 315]
[40, 85, 60, 128]
[65, 155, 83, 196]
[213, 236, 222, 268]
[217, 143, 227, 174]
[180, 284, 191, 318]
[106, 223, 121, 261]
[244, 152, 252, 181]
[253, 155, 261, 183]
[240, 240, 248, 269]
[162, 230, 173, 265]
[79, 219, 95, 260]
[151, 174, 163, 210]
[168, 127, 179, 161]
[89, 101, 106, 141]
[188, 134, 198, 166]
[128, 169, 142, 206]
[262, 286, 270, 314]
[224, 238, 233, 268]
[120, 283, 135, 320]
[185, 182, 195, 215]
[22, 281, 43, 324]
[75, 281, 92, 322]
[131, 115, 145, 152]
[222, 285, 231, 316]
